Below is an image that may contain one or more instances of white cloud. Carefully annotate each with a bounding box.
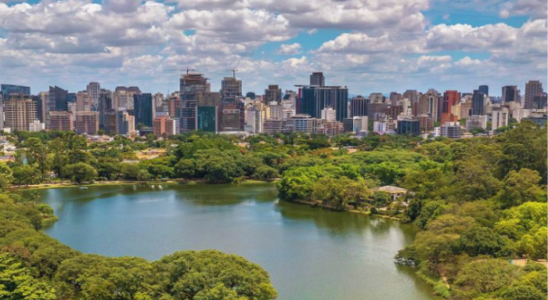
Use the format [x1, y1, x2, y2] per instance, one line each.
[277, 43, 301, 55]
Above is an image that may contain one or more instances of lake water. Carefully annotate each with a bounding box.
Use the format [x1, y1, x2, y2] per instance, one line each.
[38, 183, 436, 300]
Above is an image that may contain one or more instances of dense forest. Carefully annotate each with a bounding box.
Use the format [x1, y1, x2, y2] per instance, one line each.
[0, 121, 546, 299]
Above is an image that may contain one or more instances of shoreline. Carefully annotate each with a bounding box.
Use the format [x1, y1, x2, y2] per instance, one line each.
[287, 198, 405, 221]
[14, 178, 277, 191]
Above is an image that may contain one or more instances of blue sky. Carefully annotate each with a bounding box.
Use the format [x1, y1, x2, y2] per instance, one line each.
[0, 0, 546, 97]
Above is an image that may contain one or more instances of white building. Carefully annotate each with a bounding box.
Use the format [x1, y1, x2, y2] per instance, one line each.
[352, 116, 368, 133]
[491, 108, 509, 131]
[373, 120, 395, 134]
[466, 115, 487, 132]
[321, 107, 337, 121]
[29, 120, 45, 132]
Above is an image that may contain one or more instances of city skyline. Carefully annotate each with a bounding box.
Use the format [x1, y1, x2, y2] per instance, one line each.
[0, 0, 546, 95]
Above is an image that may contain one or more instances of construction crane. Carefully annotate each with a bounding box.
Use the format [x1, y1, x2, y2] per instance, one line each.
[227, 69, 238, 78]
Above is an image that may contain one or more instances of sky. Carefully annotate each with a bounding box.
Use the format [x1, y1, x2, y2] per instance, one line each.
[0, 0, 546, 96]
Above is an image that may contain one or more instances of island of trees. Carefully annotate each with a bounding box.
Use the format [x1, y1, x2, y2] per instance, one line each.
[0, 120, 546, 299]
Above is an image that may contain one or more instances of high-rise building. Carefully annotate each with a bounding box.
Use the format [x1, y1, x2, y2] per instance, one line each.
[221, 77, 242, 101]
[153, 116, 177, 136]
[369, 93, 384, 104]
[403, 90, 420, 116]
[264, 85, 282, 103]
[47, 111, 74, 131]
[168, 94, 181, 118]
[4, 99, 37, 131]
[220, 102, 244, 131]
[389, 92, 402, 106]
[31, 92, 47, 123]
[180, 72, 209, 132]
[418, 89, 439, 120]
[103, 111, 117, 134]
[76, 91, 91, 111]
[297, 85, 348, 121]
[479, 85, 489, 97]
[133, 93, 154, 129]
[86, 82, 100, 111]
[98, 90, 113, 130]
[196, 106, 218, 132]
[350, 96, 368, 117]
[502, 86, 518, 104]
[245, 105, 263, 133]
[533, 93, 547, 109]
[524, 80, 544, 109]
[116, 110, 135, 135]
[471, 90, 485, 115]
[310, 72, 325, 87]
[0, 84, 31, 100]
[113, 86, 141, 110]
[48, 86, 69, 112]
[491, 107, 509, 131]
[441, 90, 461, 125]
[75, 111, 99, 134]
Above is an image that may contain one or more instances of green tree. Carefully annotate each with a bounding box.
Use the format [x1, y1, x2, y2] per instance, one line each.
[12, 165, 42, 186]
[454, 259, 520, 298]
[495, 168, 545, 208]
[174, 158, 195, 179]
[501, 285, 546, 300]
[311, 177, 368, 210]
[120, 164, 140, 180]
[62, 163, 97, 184]
[0, 253, 57, 300]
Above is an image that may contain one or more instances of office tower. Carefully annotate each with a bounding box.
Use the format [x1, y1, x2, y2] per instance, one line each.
[524, 80, 544, 109]
[471, 90, 485, 115]
[350, 96, 368, 117]
[196, 106, 218, 132]
[75, 111, 99, 134]
[418, 89, 439, 120]
[4, 98, 37, 131]
[153, 116, 177, 136]
[197, 92, 221, 107]
[403, 90, 420, 116]
[310, 72, 325, 87]
[0, 84, 31, 100]
[264, 85, 282, 103]
[389, 92, 402, 106]
[297, 86, 348, 121]
[86, 82, 100, 111]
[98, 90, 113, 129]
[388, 105, 404, 120]
[441, 90, 461, 125]
[479, 85, 489, 97]
[285, 115, 321, 133]
[397, 119, 420, 135]
[47, 111, 74, 131]
[153, 93, 164, 109]
[221, 76, 242, 101]
[168, 94, 181, 118]
[502, 86, 518, 104]
[48, 86, 69, 112]
[133, 93, 154, 129]
[180, 72, 209, 132]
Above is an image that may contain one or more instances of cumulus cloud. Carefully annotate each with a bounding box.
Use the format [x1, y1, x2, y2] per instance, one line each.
[0, 0, 545, 94]
[277, 43, 301, 55]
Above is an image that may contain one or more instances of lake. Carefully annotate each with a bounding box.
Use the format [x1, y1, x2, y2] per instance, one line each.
[38, 183, 436, 300]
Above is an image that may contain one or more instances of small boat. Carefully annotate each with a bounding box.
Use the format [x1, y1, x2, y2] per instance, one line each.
[79, 186, 89, 190]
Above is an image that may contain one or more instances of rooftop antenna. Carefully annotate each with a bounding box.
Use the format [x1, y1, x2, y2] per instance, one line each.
[186, 67, 196, 74]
